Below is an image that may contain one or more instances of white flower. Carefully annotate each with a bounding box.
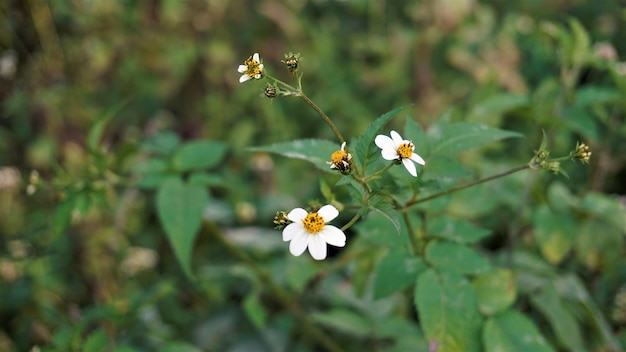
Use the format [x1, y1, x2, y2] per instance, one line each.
[238, 53, 264, 83]
[282, 205, 346, 260]
[374, 130, 425, 177]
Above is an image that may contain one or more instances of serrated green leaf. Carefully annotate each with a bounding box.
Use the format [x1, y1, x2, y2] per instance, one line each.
[172, 140, 227, 172]
[472, 269, 516, 316]
[354, 104, 412, 171]
[243, 293, 268, 329]
[415, 268, 482, 352]
[530, 283, 585, 352]
[249, 139, 338, 173]
[483, 311, 555, 352]
[425, 241, 492, 275]
[429, 122, 522, 156]
[427, 216, 491, 244]
[421, 156, 472, 182]
[156, 177, 209, 278]
[404, 117, 430, 157]
[373, 251, 426, 299]
[370, 201, 400, 234]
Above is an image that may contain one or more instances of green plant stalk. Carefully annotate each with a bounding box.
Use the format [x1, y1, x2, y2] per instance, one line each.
[401, 210, 421, 255]
[297, 93, 345, 144]
[213, 229, 343, 352]
[365, 162, 395, 181]
[340, 212, 361, 232]
[405, 164, 531, 207]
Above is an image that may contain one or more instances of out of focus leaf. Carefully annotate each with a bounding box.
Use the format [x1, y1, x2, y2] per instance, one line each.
[415, 268, 482, 352]
[156, 177, 209, 278]
[427, 216, 491, 244]
[312, 308, 371, 337]
[172, 140, 227, 172]
[429, 122, 522, 156]
[243, 293, 268, 329]
[425, 241, 492, 275]
[483, 310, 555, 352]
[529, 283, 585, 352]
[83, 328, 109, 352]
[473, 269, 516, 316]
[533, 205, 577, 265]
[373, 250, 426, 299]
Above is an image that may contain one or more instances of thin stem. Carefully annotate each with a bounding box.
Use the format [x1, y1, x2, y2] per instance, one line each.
[340, 212, 362, 232]
[401, 210, 420, 255]
[406, 164, 531, 207]
[297, 93, 345, 144]
[365, 162, 395, 181]
[213, 229, 343, 352]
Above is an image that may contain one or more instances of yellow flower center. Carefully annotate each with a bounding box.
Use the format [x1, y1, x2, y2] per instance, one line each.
[302, 213, 325, 234]
[244, 56, 262, 78]
[397, 142, 414, 159]
[331, 150, 349, 164]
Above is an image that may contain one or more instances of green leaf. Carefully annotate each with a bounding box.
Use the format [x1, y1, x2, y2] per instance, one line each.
[172, 140, 227, 172]
[249, 139, 338, 173]
[425, 241, 492, 275]
[312, 308, 372, 337]
[87, 101, 128, 153]
[427, 216, 491, 244]
[579, 192, 626, 231]
[140, 131, 181, 155]
[243, 293, 268, 329]
[404, 116, 430, 157]
[429, 122, 522, 156]
[355, 213, 410, 249]
[562, 107, 599, 139]
[575, 86, 622, 108]
[421, 156, 472, 182]
[533, 205, 577, 265]
[468, 93, 530, 122]
[415, 268, 482, 352]
[529, 283, 585, 352]
[472, 269, 516, 316]
[156, 177, 209, 278]
[158, 342, 204, 352]
[373, 251, 426, 299]
[82, 328, 109, 352]
[187, 172, 224, 187]
[369, 198, 401, 234]
[354, 104, 412, 170]
[483, 311, 555, 352]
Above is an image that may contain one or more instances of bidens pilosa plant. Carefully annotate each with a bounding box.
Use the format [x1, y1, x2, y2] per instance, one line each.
[240, 52, 590, 260]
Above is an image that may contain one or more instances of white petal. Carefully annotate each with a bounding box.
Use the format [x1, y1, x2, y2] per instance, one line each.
[287, 208, 308, 222]
[375, 135, 395, 150]
[253, 53, 260, 62]
[282, 223, 303, 241]
[381, 148, 399, 160]
[390, 130, 404, 146]
[289, 231, 309, 256]
[238, 65, 247, 73]
[258, 63, 264, 71]
[319, 226, 346, 247]
[239, 74, 250, 83]
[402, 158, 418, 177]
[410, 152, 426, 165]
[308, 235, 327, 260]
[318, 204, 339, 222]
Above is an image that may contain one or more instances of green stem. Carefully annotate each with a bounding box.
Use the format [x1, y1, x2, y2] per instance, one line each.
[365, 162, 395, 181]
[405, 164, 531, 207]
[340, 212, 362, 232]
[297, 93, 345, 144]
[401, 210, 421, 255]
[213, 229, 343, 352]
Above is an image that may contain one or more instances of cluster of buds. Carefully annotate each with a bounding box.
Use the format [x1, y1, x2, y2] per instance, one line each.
[281, 52, 301, 74]
[327, 142, 352, 175]
[273, 211, 291, 229]
[572, 142, 591, 164]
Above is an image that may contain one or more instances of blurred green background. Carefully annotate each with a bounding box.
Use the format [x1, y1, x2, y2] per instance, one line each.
[1, 0, 626, 351]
